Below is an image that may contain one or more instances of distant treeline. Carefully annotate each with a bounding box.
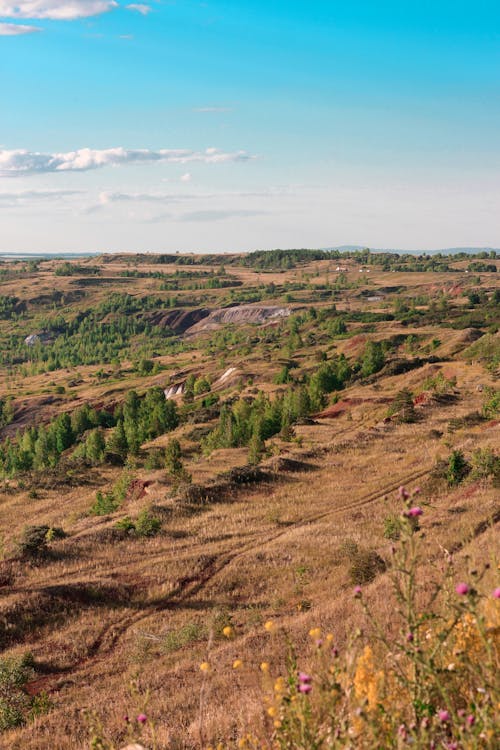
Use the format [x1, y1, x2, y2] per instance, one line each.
[102, 248, 498, 271]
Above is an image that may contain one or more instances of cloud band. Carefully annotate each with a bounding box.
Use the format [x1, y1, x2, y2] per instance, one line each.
[0, 146, 254, 175]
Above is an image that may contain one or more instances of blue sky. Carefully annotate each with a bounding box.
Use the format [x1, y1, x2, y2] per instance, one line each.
[1, 1, 499, 252]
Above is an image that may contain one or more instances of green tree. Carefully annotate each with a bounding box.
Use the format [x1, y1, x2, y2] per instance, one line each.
[361, 341, 385, 377]
[84, 429, 106, 464]
[53, 412, 74, 454]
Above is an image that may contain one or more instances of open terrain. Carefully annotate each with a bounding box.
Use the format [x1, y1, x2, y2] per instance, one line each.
[0, 249, 498, 749]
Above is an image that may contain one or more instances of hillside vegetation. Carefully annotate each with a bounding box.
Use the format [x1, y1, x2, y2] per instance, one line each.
[0, 249, 498, 749]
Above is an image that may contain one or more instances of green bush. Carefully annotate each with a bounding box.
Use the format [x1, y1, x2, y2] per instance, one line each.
[134, 509, 161, 537]
[446, 449, 470, 486]
[90, 491, 119, 516]
[17, 525, 50, 557]
[0, 655, 34, 730]
[470, 448, 500, 480]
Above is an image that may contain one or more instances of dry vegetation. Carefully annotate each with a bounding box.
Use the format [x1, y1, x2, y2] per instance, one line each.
[0, 250, 498, 749]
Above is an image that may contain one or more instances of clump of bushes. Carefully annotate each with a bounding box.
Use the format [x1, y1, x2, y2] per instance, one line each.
[90, 471, 133, 516]
[447, 449, 471, 486]
[16, 525, 66, 558]
[0, 654, 35, 730]
[386, 389, 416, 423]
[115, 509, 161, 538]
[340, 540, 387, 585]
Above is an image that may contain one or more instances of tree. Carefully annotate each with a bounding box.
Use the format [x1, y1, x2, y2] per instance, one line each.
[183, 374, 196, 403]
[84, 429, 106, 464]
[53, 413, 74, 454]
[165, 438, 183, 476]
[106, 420, 128, 461]
[248, 421, 265, 464]
[361, 341, 385, 377]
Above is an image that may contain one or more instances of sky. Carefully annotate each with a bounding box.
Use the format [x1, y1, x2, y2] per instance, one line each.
[1, 1, 499, 253]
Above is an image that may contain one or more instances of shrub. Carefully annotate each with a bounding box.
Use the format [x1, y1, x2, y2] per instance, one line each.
[446, 449, 471, 486]
[387, 389, 416, 423]
[0, 655, 34, 730]
[482, 388, 500, 419]
[470, 448, 500, 480]
[90, 491, 119, 516]
[348, 547, 387, 585]
[17, 525, 50, 557]
[134, 509, 161, 537]
[114, 516, 136, 534]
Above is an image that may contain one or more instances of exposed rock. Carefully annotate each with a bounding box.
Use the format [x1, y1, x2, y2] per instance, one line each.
[187, 305, 290, 333]
[145, 308, 210, 334]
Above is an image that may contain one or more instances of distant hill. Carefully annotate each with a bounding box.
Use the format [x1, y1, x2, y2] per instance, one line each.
[324, 246, 500, 255]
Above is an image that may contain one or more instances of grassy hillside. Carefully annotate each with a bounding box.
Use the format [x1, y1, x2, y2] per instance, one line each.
[0, 250, 498, 749]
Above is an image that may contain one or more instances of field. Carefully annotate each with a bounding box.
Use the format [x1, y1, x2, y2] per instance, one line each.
[0, 249, 498, 749]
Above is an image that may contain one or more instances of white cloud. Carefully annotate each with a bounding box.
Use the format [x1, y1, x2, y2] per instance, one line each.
[0, 146, 254, 175]
[180, 172, 191, 183]
[126, 3, 150, 14]
[0, 0, 117, 20]
[98, 190, 191, 205]
[0, 21, 40, 33]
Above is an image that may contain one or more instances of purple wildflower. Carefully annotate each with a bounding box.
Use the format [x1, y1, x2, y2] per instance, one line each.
[298, 683, 312, 694]
[137, 713, 147, 724]
[438, 709, 450, 723]
[455, 582, 469, 595]
[407, 506, 423, 517]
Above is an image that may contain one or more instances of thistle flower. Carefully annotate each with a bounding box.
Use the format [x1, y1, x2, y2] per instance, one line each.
[455, 582, 469, 595]
[137, 713, 147, 724]
[466, 715, 475, 727]
[298, 671, 311, 683]
[398, 486, 410, 500]
[438, 709, 450, 723]
[354, 586, 362, 598]
[406, 506, 423, 517]
[493, 588, 500, 599]
[298, 682, 312, 694]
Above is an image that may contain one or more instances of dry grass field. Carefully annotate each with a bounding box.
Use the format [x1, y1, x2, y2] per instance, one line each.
[0, 250, 498, 749]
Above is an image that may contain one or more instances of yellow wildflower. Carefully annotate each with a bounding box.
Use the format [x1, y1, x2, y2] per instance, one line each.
[326, 633, 334, 643]
[264, 620, 276, 633]
[233, 659, 243, 670]
[260, 661, 270, 673]
[274, 677, 286, 694]
[223, 625, 234, 639]
[200, 661, 211, 673]
[267, 707, 277, 717]
[309, 627, 321, 640]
